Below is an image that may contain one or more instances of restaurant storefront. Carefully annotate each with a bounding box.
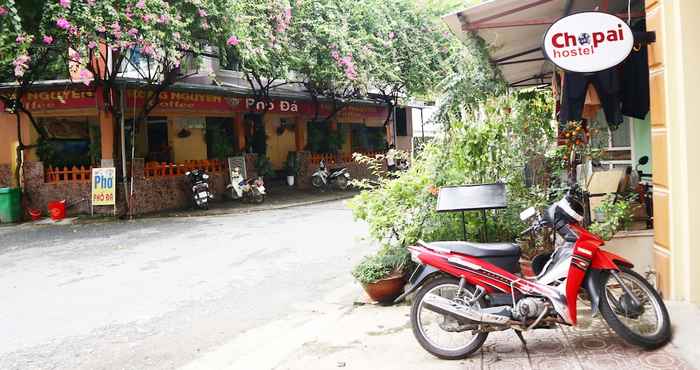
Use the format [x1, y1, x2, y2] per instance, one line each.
[0, 83, 407, 215]
[444, 0, 700, 303]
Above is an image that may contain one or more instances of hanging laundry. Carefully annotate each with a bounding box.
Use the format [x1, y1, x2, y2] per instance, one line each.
[559, 68, 623, 129]
[621, 20, 650, 119]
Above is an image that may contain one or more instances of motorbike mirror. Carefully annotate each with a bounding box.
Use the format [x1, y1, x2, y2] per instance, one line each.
[519, 207, 536, 221]
[638, 156, 649, 166]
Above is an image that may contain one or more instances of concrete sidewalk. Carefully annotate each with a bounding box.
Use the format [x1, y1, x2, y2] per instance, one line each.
[182, 284, 696, 370]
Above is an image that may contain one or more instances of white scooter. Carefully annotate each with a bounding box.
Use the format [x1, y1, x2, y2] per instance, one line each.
[226, 167, 266, 203]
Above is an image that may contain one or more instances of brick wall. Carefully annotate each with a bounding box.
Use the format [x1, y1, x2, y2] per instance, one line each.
[21, 159, 229, 218]
[0, 164, 11, 188]
[296, 151, 381, 190]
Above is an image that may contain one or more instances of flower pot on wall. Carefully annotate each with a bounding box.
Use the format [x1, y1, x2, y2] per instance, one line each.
[361, 274, 407, 304]
[287, 175, 295, 187]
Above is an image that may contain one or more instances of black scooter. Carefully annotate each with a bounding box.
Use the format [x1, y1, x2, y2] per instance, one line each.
[185, 169, 213, 210]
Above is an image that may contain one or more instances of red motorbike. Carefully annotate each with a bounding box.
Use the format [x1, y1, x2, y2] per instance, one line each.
[401, 185, 670, 360]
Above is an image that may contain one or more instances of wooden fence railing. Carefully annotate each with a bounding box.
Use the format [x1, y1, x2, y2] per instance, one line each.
[45, 166, 92, 183]
[144, 159, 224, 178]
[309, 151, 384, 164]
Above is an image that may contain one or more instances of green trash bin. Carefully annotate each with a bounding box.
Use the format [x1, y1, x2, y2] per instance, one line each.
[0, 188, 21, 223]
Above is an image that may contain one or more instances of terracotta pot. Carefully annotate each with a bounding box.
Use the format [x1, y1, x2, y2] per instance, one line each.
[361, 274, 407, 304]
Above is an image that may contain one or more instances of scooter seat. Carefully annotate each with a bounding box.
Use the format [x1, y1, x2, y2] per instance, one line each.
[427, 241, 520, 257]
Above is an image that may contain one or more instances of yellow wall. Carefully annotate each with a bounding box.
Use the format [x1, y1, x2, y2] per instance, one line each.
[168, 118, 207, 163]
[265, 114, 297, 170]
[647, 0, 700, 303]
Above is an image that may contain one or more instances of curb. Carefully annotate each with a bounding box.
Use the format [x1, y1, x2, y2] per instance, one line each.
[153, 192, 357, 219]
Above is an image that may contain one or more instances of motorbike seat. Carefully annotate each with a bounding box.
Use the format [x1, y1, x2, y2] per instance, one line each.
[427, 241, 520, 257]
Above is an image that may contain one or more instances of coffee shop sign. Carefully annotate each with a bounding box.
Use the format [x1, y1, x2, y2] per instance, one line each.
[245, 98, 299, 113]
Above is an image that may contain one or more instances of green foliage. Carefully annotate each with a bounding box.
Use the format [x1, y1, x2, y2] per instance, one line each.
[307, 121, 344, 154]
[589, 194, 638, 241]
[349, 89, 558, 254]
[254, 156, 275, 178]
[206, 126, 236, 160]
[284, 151, 301, 176]
[351, 244, 411, 284]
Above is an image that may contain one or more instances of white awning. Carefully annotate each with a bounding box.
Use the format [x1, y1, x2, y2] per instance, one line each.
[442, 0, 644, 88]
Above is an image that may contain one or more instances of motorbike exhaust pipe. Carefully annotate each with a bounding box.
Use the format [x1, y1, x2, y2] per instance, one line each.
[422, 293, 512, 325]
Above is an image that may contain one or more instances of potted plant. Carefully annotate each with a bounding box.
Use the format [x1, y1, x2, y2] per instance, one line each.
[284, 152, 300, 187]
[352, 245, 412, 304]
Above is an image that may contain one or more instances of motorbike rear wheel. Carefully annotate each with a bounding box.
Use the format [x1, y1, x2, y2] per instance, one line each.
[410, 276, 488, 360]
[599, 267, 670, 349]
[311, 176, 324, 188]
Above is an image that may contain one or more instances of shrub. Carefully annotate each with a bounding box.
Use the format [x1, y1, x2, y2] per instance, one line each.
[351, 244, 411, 284]
[589, 194, 638, 240]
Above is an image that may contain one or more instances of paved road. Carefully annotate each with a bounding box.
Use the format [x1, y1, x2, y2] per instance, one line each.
[0, 200, 375, 370]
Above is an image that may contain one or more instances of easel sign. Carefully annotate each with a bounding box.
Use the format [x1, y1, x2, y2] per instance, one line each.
[228, 156, 247, 180]
[436, 183, 507, 241]
[91, 167, 117, 216]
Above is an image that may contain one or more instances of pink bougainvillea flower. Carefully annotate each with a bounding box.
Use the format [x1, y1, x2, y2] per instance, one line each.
[87, 0, 95, 5]
[158, 14, 169, 24]
[127, 28, 138, 36]
[197, 9, 207, 17]
[0, 6, 8, 16]
[388, 31, 395, 39]
[135, 0, 145, 9]
[88, 40, 97, 49]
[16, 34, 26, 43]
[142, 14, 152, 22]
[59, 0, 70, 8]
[56, 18, 71, 30]
[43, 35, 54, 44]
[141, 44, 155, 55]
[79, 69, 92, 86]
[226, 35, 239, 46]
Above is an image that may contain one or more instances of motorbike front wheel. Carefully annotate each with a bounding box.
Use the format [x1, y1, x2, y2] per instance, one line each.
[599, 267, 671, 349]
[311, 176, 324, 188]
[410, 276, 488, 360]
[335, 175, 349, 190]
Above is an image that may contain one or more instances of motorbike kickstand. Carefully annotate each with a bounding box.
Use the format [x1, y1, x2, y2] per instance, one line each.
[513, 329, 527, 349]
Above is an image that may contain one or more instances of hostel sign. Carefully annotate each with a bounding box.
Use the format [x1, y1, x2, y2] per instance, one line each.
[543, 12, 634, 73]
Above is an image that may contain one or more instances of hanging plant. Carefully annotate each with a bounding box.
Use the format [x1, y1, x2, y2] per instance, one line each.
[177, 129, 191, 138]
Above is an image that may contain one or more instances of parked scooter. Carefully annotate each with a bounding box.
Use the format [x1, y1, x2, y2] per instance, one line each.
[400, 184, 670, 360]
[311, 160, 351, 190]
[185, 169, 213, 210]
[226, 167, 266, 203]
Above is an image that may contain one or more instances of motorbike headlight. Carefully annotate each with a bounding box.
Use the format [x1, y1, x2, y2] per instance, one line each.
[203, 174, 209, 179]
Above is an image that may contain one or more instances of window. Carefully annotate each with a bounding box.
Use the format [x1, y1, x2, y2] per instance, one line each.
[206, 117, 237, 159]
[589, 115, 633, 170]
[395, 107, 408, 137]
[351, 124, 386, 152]
[36, 116, 97, 168]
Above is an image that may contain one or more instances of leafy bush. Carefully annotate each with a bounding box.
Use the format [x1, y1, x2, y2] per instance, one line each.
[254, 156, 275, 178]
[348, 90, 559, 257]
[284, 151, 301, 176]
[590, 194, 638, 240]
[351, 244, 411, 284]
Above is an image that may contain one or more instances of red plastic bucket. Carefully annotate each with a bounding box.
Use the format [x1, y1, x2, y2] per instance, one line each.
[28, 208, 42, 221]
[48, 200, 66, 221]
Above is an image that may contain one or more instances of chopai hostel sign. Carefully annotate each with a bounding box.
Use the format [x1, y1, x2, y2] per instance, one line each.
[543, 12, 634, 73]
